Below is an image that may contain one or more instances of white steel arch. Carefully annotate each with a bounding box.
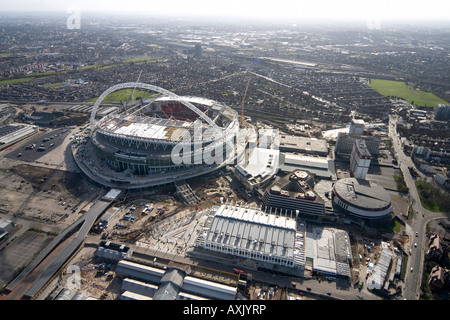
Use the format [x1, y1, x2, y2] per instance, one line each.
[90, 82, 222, 132]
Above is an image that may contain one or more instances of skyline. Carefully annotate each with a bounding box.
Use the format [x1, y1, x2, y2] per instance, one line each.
[1, 0, 450, 23]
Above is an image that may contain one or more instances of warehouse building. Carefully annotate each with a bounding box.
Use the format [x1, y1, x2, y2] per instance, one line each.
[94, 241, 133, 262]
[197, 203, 306, 270]
[304, 227, 352, 277]
[366, 245, 393, 290]
[0, 123, 38, 151]
[279, 135, 329, 156]
[0, 219, 13, 241]
[115, 260, 237, 300]
[279, 153, 336, 180]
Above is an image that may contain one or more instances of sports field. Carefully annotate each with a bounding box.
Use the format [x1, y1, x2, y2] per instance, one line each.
[86, 89, 158, 102]
[369, 79, 447, 107]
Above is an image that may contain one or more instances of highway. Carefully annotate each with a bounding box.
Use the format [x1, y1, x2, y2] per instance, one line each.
[389, 115, 450, 300]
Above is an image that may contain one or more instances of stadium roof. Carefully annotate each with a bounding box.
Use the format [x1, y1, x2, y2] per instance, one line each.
[205, 205, 297, 259]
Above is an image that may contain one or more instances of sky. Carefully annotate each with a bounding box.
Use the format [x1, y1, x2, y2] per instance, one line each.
[1, 0, 450, 22]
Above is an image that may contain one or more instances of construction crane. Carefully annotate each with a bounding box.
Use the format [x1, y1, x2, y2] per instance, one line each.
[240, 76, 250, 128]
[131, 70, 143, 101]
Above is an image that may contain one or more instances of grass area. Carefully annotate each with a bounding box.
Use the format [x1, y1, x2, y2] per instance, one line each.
[415, 180, 450, 212]
[79, 64, 97, 70]
[381, 218, 403, 233]
[122, 57, 164, 64]
[41, 82, 64, 88]
[0, 77, 34, 85]
[368, 79, 448, 107]
[0, 53, 12, 58]
[85, 89, 158, 102]
[79, 57, 166, 72]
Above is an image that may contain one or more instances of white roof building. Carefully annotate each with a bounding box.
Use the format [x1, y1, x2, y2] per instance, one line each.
[198, 203, 305, 269]
[366, 246, 393, 290]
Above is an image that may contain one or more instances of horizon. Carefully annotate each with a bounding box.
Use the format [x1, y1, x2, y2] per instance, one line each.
[1, 0, 450, 24]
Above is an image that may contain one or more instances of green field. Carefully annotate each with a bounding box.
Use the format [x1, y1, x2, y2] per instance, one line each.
[0, 77, 34, 85]
[85, 89, 159, 102]
[369, 79, 448, 107]
[41, 82, 64, 88]
[415, 180, 450, 212]
[79, 57, 166, 71]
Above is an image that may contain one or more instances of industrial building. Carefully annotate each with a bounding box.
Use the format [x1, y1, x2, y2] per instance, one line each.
[366, 244, 393, 290]
[0, 123, 38, 151]
[0, 219, 13, 241]
[94, 241, 133, 262]
[279, 135, 329, 156]
[279, 152, 336, 180]
[195, 204, 352, 278]
[331, 177, 393, 224]
[66, 104, 119, 118]
[115, 260, 237, 300]
[305, 227, 352, 277]
[197, 203, 306, 270]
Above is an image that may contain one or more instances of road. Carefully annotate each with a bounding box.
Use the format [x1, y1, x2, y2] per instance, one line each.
[127, 238, 380, 300]
[3, 193, 113, 299]
[389, 115, 450, 300]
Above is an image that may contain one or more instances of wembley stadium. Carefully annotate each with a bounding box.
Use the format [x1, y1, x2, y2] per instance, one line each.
[73, 82, 248, 189]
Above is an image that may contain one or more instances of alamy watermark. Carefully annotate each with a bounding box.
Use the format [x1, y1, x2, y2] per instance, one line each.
[66, 265, 81, 290]
[170, 123, 279, 166]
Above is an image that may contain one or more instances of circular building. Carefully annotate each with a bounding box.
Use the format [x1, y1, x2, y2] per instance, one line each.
[331, 177, 393, 224]
[74, 82, 243, 189]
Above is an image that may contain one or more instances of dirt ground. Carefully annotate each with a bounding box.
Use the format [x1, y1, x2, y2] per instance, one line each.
[391, 195, 411, 218]
[0, 163, 98, 224]
[42, 246, 122, 300]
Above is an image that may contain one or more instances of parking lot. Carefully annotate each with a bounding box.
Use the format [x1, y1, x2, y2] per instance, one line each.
[5, 127, 71, 165]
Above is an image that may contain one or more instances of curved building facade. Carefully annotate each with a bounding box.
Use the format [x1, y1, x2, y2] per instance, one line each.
[331, 177, 393, 224]
[74, 83, 244, 189]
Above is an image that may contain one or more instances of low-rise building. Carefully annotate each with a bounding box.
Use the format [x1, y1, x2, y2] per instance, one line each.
[279, 135, 329, 156]
[427, 233, 445, 261]
[429, 266, 450, 291]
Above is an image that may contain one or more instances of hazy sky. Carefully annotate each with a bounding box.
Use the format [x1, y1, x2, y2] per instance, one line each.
[1, 0, 450, 22]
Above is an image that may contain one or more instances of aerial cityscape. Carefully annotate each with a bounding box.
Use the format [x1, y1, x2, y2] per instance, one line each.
[0, 0, 449, 308]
